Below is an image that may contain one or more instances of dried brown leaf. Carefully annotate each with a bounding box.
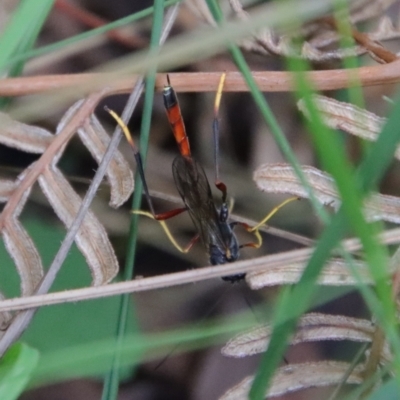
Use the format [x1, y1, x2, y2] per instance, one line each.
[301, 41, 366, 61]
[0, 111, 53, 153]
[2, 218, 44, 296]
[79, 114, 134, 208]
[254, 163, 400, 223]
[0, 94, 124, 295]
[245, 258, 375, 290]
[297, 94, 389, 151]
[225, 0, 399, 62]
[38, 165, 118, 285]
[219, 361, 364, 399]
[58, 99, 134, 207]
[1, 181, 43, 296]
[370, 15, 400, 41]
[222, 313, 378, 358]
[350, 0, 398, 23]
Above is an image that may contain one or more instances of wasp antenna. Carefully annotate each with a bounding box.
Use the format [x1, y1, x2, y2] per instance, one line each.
[213, 72, 227, 200]
[105, 106, 136, 151]
[214, 72, 227, 117]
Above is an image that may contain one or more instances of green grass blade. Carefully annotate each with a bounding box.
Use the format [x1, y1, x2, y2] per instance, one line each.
[33, 309, 256, 386]
[205, 0, 331, 225]
[332, 0, 364, 107]
[101, 2, 165, 400]
[0, 0, 55, 74]
[205, 1, 400, 398]
[0, 343, 39, 400]
[249, 66, 400, 400]
[5, 0, 182, 68]
[367, 378, 399, 400]
[0, 0, 54, 108]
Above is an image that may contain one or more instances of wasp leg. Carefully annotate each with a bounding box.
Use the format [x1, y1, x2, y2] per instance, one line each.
[237, 196, 300, 249]
[133, 210, 200, 254]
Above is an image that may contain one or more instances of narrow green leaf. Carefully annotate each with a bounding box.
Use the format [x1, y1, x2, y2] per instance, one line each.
[367, 378, 399, 400]
[205, 0, 336, 225]
[6, 0, 182, 68]
[205, 1, 400, 398]
[33, 309, 255, 386]
[0, 343, 39, 400]
[0, 0, 55, 74]
[249, 66, 400, 400]
[101, 2, 165, 400]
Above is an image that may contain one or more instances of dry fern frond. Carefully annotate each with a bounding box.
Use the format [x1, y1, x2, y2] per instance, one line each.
[222, 313, 390, 361]
[38, 165, 118, 286]
[350, 0, 398, 23]
[297, 94, 391, 151]
[2, 172, 43, 297]
[245, 258, 377, 289]
[297, 94, 400, 166]
[219, 361, 365, 399]
[223, 87, 400, 398]
[0, 98, 134, 295]
[220, 313, 391, 398]
[71, 99, 134, 208]
[190, 0, 400, 62]
[253, 163, 400, 223]
[0, 111, 53, 153]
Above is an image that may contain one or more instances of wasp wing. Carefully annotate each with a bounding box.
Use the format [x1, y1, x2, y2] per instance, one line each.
[172, 156, 226, 253]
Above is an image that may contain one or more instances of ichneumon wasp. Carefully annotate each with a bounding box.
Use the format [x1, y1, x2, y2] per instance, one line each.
[107, 73, 297, 282]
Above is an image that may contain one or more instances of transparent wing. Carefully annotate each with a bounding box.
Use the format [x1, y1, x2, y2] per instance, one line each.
[172, 156, 226, 251]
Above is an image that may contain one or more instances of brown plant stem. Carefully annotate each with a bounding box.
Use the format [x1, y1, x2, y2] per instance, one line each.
[1, 58, 400, 99]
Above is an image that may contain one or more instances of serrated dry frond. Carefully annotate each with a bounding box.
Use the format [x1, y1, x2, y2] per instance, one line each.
[222, 313, 391, 360]
[38, 165, 118, 285]
[1, 168, 43, 296]
[0, 111, 53, 153]
[0, 94, 133, 294]
[204, 0, 400, 62]
[62, 99, 134, 208]
[2, 218, 44, 296]
[245, 258, 375, 290]
[350, 0, 398, 23]
[79, 115, 133, 207]
[219, 361, 365, 399]
[369, 15, 400, 41]
[297, 94, 385, 142]
[297, 94, 400, 156]
[254, 163, 400, 223]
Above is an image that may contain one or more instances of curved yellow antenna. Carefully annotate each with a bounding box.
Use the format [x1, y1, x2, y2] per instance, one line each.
[105, 106, 137, 150]
[214, 72, 227, 115]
